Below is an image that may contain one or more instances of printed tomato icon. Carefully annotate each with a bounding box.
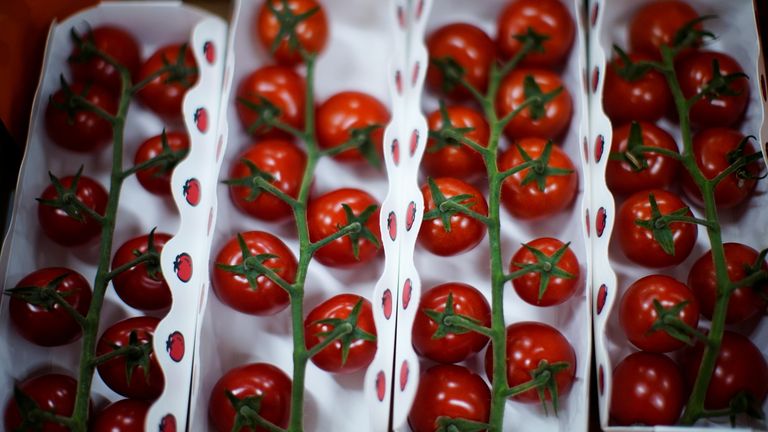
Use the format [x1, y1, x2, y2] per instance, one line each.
[382, 289, 393, 319]
[159, 414, 176, 432]
[402, 278, 412, 309]
[166, 331, 185, 362]
[406, 201, 416, 231]
[194, 107, 208, 133]
[203, 41, 215, 64]
[174, 253, 193, 282]
[410, 129, 419, 156]
[376, 371, 386, 401]
[387, 211, 397, 241]
[596, 284, 607, 314]
[596, 207, 607, 237]
[183, 178, 201, 206]
[400, 360, 409, 391]
[391, 139, 400, 165]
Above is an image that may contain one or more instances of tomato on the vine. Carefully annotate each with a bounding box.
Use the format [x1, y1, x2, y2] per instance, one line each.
[629, 0, 701, 59]
[69, 26, 141, 91]
[3, 373, 80, 432]
[510, 237, 580, 307]
[423, 105, 489, 180]
[603, 52, 673, 123]
[236, 66, 306, 139]
[256, 0, 328, 66]
[496, 69, 572, 140]
[92, 399, 150, 432]
[316, 91, 389, 163]
[426, 23, 495, 99]
[136, 44, 198, 117]
[111, 232, 172, 311]
[37, 173, 108, 247]
[134, 132, 190, 196]
[496, 0, 574, 68]
[45, 82, 117, 153]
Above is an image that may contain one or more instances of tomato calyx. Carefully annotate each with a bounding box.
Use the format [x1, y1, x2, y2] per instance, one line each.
[431, 56, 467, 95]
[522, 75, 561, 121]
[513, 27, 550, 56]
[689, 59, 749, 105]
[608, 121, 649, 171]
[731, 248, 768, 299]
[11, 385, 73, 430]
[5, 272, 85, 320]
[423, 177, 488, 232]
[215, 233, 293, 294]
[224, 390, 283, 432]
[338, 204, 380, 260]
[611, 45, 655, 82]
[427, 101, 482, 153]
[647, 299, 707, 346]
[96, 330, 154, 385]
[51, 75, 116, 127]
[514, 140, 574, 191]
[719, 391, 766, 425]
[308, 298, 376, 365]
[723, 135, 766, 183]
[264, 0, 320, 59]
[671, 15, 716, 54]
[152, 43, 197, 89]
[422, 292, 492, 340]
[130, 129, 189, 179]
[223, 158, 278, 202]
[320, 123, 384, 167]
[434, 416, 490, 432]
[238, 96, 290, 137]
[36, 167, 105, 224]
[502, 360, 571, 415]
[507, 241, 575, 303]
[634, 193, 703, 256]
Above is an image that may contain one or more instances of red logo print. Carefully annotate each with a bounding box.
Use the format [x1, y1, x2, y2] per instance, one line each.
[382, 289, 393, 319]
[376, 371, 386, 401]
[395, 70, 403, 94]
[159, 414, 176, 432]
[596, 284, 608, 314]
[183, 178, 201, 206]
[391, 139, 400, 165]
[194, 107, 208, 133]
[411, 61, 420, 86]
[203, 41, 215, 64]
[594, 134, 605, 163]
[405, 201, 416, 231]
[400, 360, 409, 391]
[166, 331, 185, 362]
[174, 253, 193, 282]
[409, 129, 419, 156]
[402, 278, 412, 309]
[596, 207, 607, 237]
[387, 211, 397, 241]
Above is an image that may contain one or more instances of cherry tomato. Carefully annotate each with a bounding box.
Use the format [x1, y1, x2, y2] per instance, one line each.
[629, 0, 701, 59]
[510, 237, 580, 307]
[307, 188, 381, 267]
[96, 316, 164, 400]
[426, 23, 495, 99]
[111, 232, 172, 311]
[208, 363, 292, 432]
[496, 0, 574, 68]
[497, 69, 572, 140]
[610, 351, 685, 426]
[408, 364, 491, 432]
[228, 139, 306, 221]
[418, 177, 488, 256]
[212, 231, 296, 315]
[499, 137, 577, 219]
[617, 189, 697, 268]
[423, 105, 489, 180]
[603, 52, 673, 123]
[9, 267, 91, 347]
[3, 373, 79, 432]
[256, 0, 328, 65]
[688, 243, 768, 324]
[236, 66, 306, 139]
[92, 399, 150, 432]
[136, 44, 198, 117]
[45, 82, 116, 153]
[304, 293, 377, 373]
[316, 91, 389, 163]
[134, 132, 190, 196]
[412, 282, 491, 363]
[37, 173, 108, 247]
[69, 26, 141, 91]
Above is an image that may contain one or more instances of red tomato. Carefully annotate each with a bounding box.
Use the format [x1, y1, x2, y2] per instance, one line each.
[610, 352, 685, 426]
[208, 363, 292, 432]
[9, 267, 91, 346]
[111, 232, 172, 311]
[304, 293, 377, 373]
[499, 137, 577, 219]
[316, 91, 389, 163]
[603, 52, 673, 123]
[412, 282, 491, 363]
[497, 69, 572, 140]
[134, 132, 190, 196]
[37, 173, 108, 247]
[510, 237, 580, 307]
[408, 364, 491, 432]
[617, 189, 697, 267]
[307, 188, 382, 267]
[3, 373, 79, 432]
[426, 23, 495, 99]
[629, 0, 701, 59]
[423, 105, 489, 180]
[96, 316, 164, 400]
[418, 177, 488, 256]
[688, 243, 768, 324]
[236, 66, 305, 139]
[92, 399, 150, 432]
[619, 274, 699, 352]
[212, 231, 296, 315]
[496, 0, 574, 68]
[228, 139, 306, 221]
[69, 26, 141, 91]
[606, 121, 680, 195]
[136, 44, 198, 117]
[45, 82, 116, 152]
[256, 0, 328, 65]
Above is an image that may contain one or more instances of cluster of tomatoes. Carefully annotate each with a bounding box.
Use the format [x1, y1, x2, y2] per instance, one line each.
[603, 1, 768, 426]
[4, 25, 198, 431]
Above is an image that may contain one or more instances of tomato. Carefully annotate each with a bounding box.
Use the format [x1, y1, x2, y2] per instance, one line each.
[412, 282, 491, 363]
[408, 364, 491, 432]
[676, 51, 749, 128]
[208, 363, 292, 432]
[4, 373, 79, 432]
[96, 316, 164, 400]
[510, 237, 580, 307]
[681, 128, 760, 209]
[69, 26, 141, 91]
[256, 0, 328, 65]
[603, 52, 673, 123]
[426, 23, 495, 99]
[619, 274, 699, 352]
[606, 121, 680, 195]
[45, 82, 116, 152]
[307, 188, 381, 267]
[37, 173, 108, 247]
[629, 0, 701, 59]
[304, 293, 377, 373]
[8, 267, 91, 346]
[228, 139, 306, 221]
[610, 352, 685, 426]
[92, 399, 150, 432]
[499, 137, 577, 219]
[617, 189, 697, 268]
[688, 243, 768, 324]
[418, 177, 488, 256]
[423, 105, 489, 180]
[316, 91, 389, 163]
[496, 69, 572, 140]
[134, 132, 190, 196]
[496, 0, 574, 68]
[485, 321, 576, 404]
[136, 44, 198, 117]
[212, 231, 296, 315]
[111, 232, 173, 311]
[236, 66, 306, 139]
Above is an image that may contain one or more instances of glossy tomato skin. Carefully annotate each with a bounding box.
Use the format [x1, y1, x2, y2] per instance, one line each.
[412, 283, 491, 363]
[617, 189, 697, 267]
[316, 91, 389, 162]
[45, 82, 117, 153]
[4, 374, 79, 432]
[688, 243, 768, 324]
[619, 274, 699, 352]
[96, 316, 164, 400]
[629, 0, 700, 59]
[111, 232, 172, 311]
[9, 267, 92, 347]
[496, 0, 574, 68]
[408, 364, 491, 432]
[423, 105, 489, 180]
[497, 69, 572, 140]
[69, 26, 141, 91]
[236, 66, 305, 139]
[137, 44, 198, 117]
[606, 122, 680, 195]
[610, 352, 685, 426]
[212, 231, 296, 315]
[426, 23, 495, 99]
[304, 294, 377, 373]
[307, 188, 382, 267]
[134, 132, 190, 196]
[256, 0, 328, 65]
[37, 174, 108, 247]
[499, 137, 577, 219]
[418, 177, 488, 256]
[604, 52, 673, 123]
[228, 140, 306, 221]
[208, 363, 292, 432]
[92, 399, 150, 432]
[510, 238, 580, 307]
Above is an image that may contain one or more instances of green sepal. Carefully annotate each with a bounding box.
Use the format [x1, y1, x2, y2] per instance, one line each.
[422, 292, 479, 340]
[516, 140, 574, 192]
[607, 121, 649, 172]
[119, 330, 154, 385]
[265, 0, 320, 57]
[434, 416, 490, 432]
[215, 233, 280, 291]
[647, 299, 696, 346]
[312, 299, 376, 366]
[238, 96, 284, 136]
[611, 45, 652, 82]
[222, 158, 276, 202]
[422, 177, 476, 233]
[339, 203, 381, 261]
[11, 385, 46, 432]
[35, 166, 91, 223]
[430, 56, 466, 95]
[633, 193, 690, 256]
[512, 27, 549, 53]
[512, 241, 575, 303]
[672, 15, 717, 51]
[427, 100, 476, 153]
[522, 75, 562, 121]
[5, 273, 72, 311]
